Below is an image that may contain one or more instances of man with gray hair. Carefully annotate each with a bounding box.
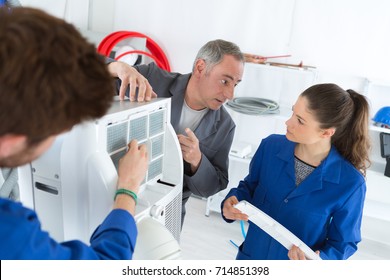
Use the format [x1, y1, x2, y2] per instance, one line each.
[108, 39, 245, 227]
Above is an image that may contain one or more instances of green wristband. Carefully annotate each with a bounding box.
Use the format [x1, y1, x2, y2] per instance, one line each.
[115, 188, 138, 205]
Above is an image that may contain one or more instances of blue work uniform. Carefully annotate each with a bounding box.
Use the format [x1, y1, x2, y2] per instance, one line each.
[0, 198, 137, 259]
[222, 134, 366, 260]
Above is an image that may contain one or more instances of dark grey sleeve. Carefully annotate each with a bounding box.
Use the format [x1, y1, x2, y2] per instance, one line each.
[184, 123, 235, 198]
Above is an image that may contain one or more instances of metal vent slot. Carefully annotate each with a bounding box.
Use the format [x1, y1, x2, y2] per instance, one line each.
[129, 116, 148, 142]
[106, 122, 128, 153]
[149, 110, 165, 137]
[35, 182, 59, 195]
[165, 192, 182, 242]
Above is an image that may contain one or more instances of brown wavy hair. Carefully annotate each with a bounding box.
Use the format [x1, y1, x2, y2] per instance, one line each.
[301, 83, 371, 176]
[0, 7, 115, 144]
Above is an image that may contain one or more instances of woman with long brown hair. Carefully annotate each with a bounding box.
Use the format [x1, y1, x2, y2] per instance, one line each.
[222, 83, 371, 260]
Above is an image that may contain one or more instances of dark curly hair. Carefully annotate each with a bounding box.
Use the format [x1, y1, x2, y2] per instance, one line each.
[0, 7, 115, 144]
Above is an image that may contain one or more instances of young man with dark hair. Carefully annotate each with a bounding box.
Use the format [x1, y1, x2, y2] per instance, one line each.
[0, 7, 148, 259]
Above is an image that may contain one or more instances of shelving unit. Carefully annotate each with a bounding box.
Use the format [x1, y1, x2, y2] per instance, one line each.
[362, 79, 390, 246]
[363, 128, 390, 245]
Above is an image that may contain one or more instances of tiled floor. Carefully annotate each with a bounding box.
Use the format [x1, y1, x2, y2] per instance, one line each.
[180, 196, 390, 260]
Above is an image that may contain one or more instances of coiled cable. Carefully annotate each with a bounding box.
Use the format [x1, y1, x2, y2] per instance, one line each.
[97, 31, 171, 71]
[225, 97, 279, 115]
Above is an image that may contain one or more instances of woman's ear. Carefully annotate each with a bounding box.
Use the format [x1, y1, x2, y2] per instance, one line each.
[321, 128, 336, 139]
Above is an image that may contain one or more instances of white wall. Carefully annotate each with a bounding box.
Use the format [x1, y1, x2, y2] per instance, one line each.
[107, 0, 390, 88]
[20, 0, 390, 89]
[20, 0, 90, 29]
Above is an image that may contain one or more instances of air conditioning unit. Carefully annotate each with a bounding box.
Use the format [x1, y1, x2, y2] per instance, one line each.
[18, 97, 183, 259]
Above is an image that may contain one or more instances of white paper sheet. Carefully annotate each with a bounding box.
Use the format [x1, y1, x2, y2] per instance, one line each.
[234, 200, 321, 260]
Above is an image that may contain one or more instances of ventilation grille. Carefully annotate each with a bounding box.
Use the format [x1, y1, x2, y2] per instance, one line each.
[164, 191, 182, 242]
[151, 134, 164, 159]
[106, 122, 128, 153]
[129, 115, 148, 142]
[106, 108, 166, 183]
[147, 157, 163, 181]
[149, 110, 164, 136]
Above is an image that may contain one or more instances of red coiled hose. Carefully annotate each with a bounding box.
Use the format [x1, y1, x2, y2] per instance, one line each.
[97, 31, 171, 71]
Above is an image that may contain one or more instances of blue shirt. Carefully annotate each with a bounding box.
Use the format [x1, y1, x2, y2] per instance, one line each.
[0, 198, 137, 259]
[223, 134, 366, 260]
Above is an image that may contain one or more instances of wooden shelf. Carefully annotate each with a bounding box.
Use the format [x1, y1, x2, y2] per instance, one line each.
[370, 124, 390, 133]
